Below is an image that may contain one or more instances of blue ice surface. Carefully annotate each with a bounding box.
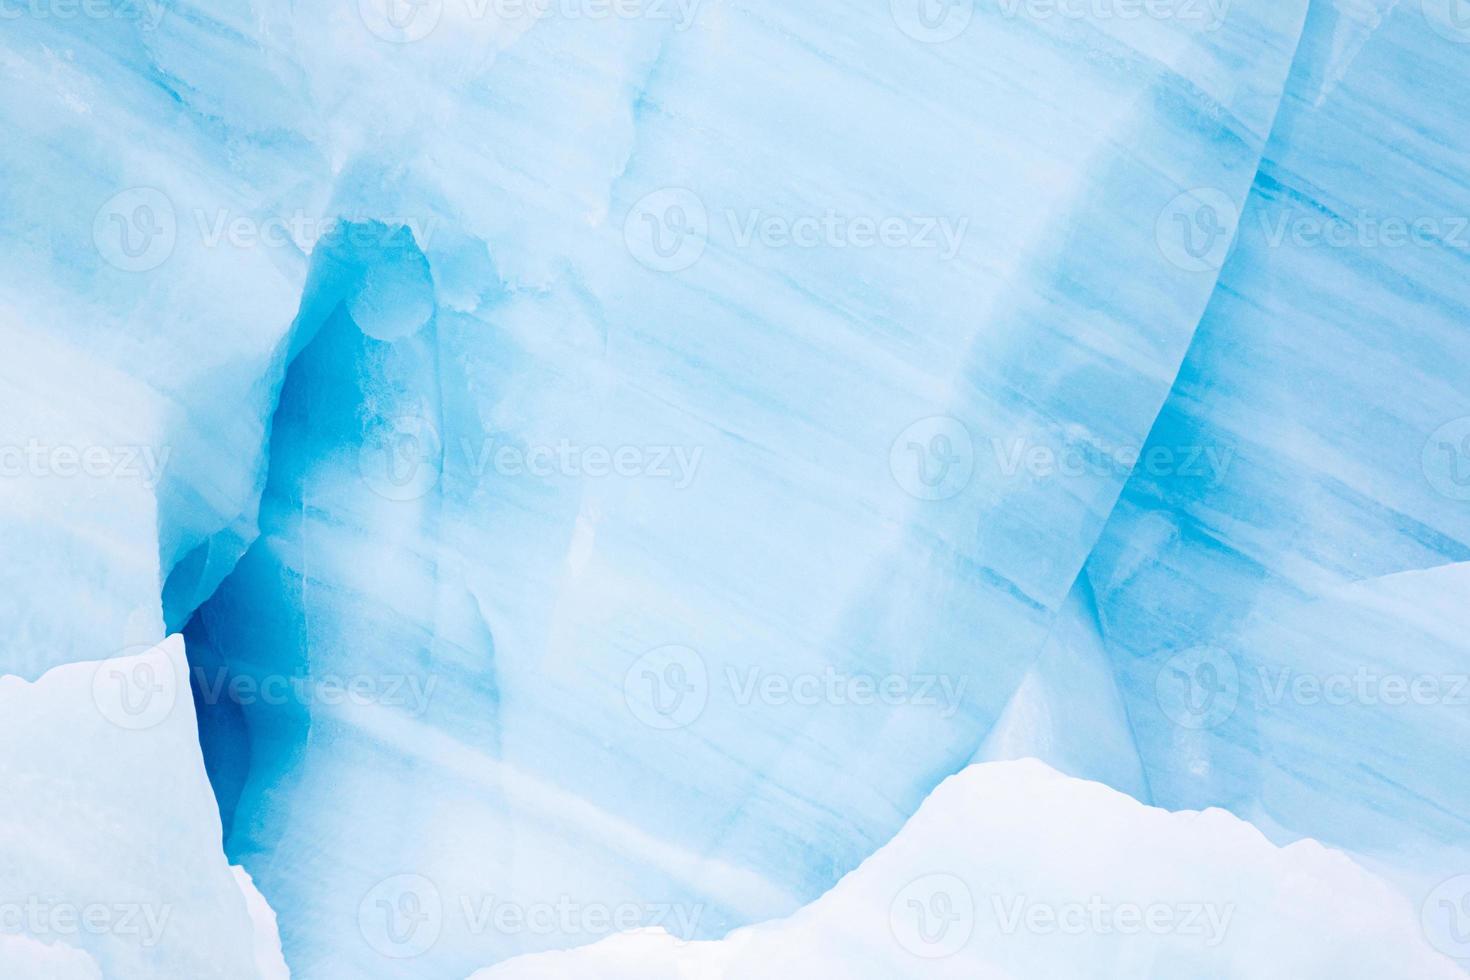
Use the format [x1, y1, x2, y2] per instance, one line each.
[1080, 0, 1470, 894]
[123, 1, 1311, 974]
[17, 0, 1470, 976]
[0, 9, 313, 675]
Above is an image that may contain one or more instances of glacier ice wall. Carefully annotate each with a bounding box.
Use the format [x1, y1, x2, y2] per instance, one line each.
[4, 0, 1470, 976]
[158, 3, 1315, 975]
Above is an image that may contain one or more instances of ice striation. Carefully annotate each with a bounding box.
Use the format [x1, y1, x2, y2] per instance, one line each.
[1077, 0, 1470, 907]
[3, 0, 1469, 977]
[0, 8, 315, 675]
[157, 3, 1314, 975]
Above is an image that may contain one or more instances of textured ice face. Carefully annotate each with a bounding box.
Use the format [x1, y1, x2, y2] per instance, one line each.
[1079, 0, 1470, 887]
[4, 0, 1470, 977]
[158, 3, 1313, 975]
[0, 8, 313, 676]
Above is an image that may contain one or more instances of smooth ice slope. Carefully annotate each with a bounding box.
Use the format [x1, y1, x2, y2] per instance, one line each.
[0, 638, 276, 978]
[469, 761, 1460, 980]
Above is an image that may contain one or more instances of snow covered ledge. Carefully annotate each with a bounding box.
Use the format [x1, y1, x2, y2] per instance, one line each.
[0, 637, 285, 979]
[470, 759, 1460, 979]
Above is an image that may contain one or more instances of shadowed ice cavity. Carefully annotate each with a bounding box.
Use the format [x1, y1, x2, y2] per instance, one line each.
[181, 223, 513, 977]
